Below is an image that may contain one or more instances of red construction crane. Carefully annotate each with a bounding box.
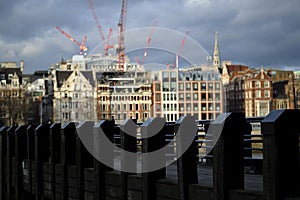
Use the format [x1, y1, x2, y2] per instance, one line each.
[105, 27, 114, 56]
[87, 0, 113, 56]
[174, 30, 190, 68]
[136, 20, 158, 66]
[55, 26, 88, 55]
[117, 0, 128, 71]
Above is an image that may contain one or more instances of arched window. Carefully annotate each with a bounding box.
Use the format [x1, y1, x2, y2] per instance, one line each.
[264, 81, 269, 88]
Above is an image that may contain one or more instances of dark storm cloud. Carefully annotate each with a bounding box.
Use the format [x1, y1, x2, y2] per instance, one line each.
[0, 0, 300, 73]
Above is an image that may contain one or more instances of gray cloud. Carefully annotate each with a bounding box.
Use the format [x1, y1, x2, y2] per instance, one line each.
[0, 0, 300, 73]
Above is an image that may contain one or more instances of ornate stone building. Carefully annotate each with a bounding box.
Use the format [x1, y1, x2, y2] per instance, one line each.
[51, 68, 97, 124]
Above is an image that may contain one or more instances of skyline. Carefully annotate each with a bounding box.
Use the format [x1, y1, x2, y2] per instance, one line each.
[1, 0, 300, 73]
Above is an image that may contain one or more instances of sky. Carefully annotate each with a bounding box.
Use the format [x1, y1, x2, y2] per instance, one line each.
[1, 0, 300, 73]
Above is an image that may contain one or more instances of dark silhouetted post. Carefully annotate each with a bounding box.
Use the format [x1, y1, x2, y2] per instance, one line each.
[60, 122, 77, 200]
[262, 110, 300, 200]
[49, 123, 61, 200]
[175, 117, 198, 200]
[0, 126, 8, 200]
[15, 126, 27, 200]
[6, 126, 16, 200]
[35, 124, 50, 200]
[120, 119, 137, 200]
[141, 118, 167, 200]
[94, 120, 115, 200]
[75, 121, 95, 200]
[212, 113, 245, 200]
[27, 125, 37, 198]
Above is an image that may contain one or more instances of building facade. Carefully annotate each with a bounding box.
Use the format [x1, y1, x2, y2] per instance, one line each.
[51, 68, 97, 124]
[152, 67, 223, 121]
[223, 66, 273, 117]
[244, 69, 273, 117]
[96, 67, 152, 124]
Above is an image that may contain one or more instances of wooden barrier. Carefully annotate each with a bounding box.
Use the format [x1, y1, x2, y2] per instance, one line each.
[0, 111, 299, 200]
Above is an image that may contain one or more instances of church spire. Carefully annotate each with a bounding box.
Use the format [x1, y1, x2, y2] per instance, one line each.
[213, 32, 221, 72]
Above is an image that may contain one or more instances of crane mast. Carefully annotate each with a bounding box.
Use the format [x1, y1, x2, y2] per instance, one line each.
[175, 30, 190, 68]
[140, 20, 157, 65]
[117, 0, 128, 71]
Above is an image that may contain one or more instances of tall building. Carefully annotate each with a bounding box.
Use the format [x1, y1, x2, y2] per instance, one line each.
[152, 66, 223, 121]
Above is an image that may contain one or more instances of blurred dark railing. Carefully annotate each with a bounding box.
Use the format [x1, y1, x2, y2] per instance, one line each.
[0, 110, 299, 200]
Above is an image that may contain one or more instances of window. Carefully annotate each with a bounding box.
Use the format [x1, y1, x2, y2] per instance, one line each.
[163, 82, 170, 91]
[156, 104, 161, 111]
[209, 103, 213, 111]
[179, 103, 184, 111]
[215, 82, 220, 90]
[193, 83, 198, 90]
[179, 83, 184, 91]
[162, 72, 169, 78]
[208, 83, 213, 90]
[186, 83, 191, 90]
[186, 93, 191, 100]
[179, 93, 184, 100]
[208, 93, 213, 100]
[170, 82, 177, 91]
[216, 103, 221, 111]
[156, 94, 161, 101]
[193, 93, 198, 100]
[186, 103, 191, 111]
[255, 81, 261, 88]
[201, 83, 206, 90]
[155, 83, 160, 90]
[201, 103, 206, 111]
[264, 90, 270, 98]
[173, 94, 177, 101]
[193, 103, 198, 111]
[201, 93, 206, 100]
[256, 90, 261, 98]
[264, 81, 269, 88]
[215, 93, 220, 101]
[170, 71, 176, 78]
